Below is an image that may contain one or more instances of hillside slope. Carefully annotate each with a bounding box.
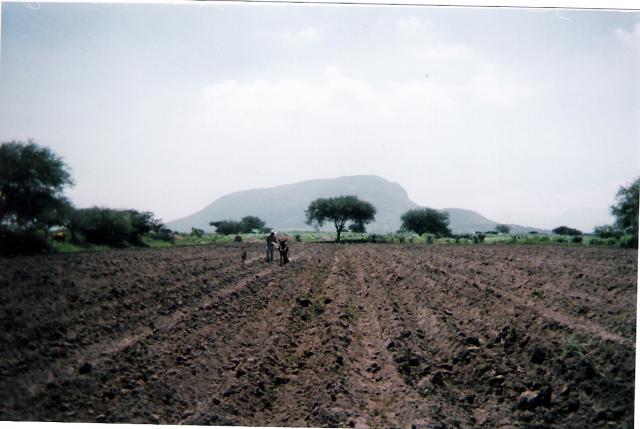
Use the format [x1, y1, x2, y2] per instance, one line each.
[167, 175, 417, 233]
[167, 175, 546, 234]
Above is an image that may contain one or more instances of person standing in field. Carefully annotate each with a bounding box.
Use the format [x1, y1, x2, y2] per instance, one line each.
[266, 231, 277, 262]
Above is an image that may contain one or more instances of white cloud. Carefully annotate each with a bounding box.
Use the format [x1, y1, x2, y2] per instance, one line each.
[200, 65, 531, 126]
[614, 22, 640, 52]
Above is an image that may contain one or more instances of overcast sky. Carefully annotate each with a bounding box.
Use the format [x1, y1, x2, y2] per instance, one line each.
[0, 2, 638, 231]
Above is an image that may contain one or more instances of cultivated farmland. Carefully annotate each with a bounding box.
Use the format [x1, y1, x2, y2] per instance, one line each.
[0, 243, 636, 428]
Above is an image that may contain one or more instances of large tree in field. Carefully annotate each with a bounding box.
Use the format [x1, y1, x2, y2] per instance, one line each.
[400, 208, 451, 237]
[305, 195, 376, 242]
[611, 177, 639, 244]
[0, 140, 74, 230]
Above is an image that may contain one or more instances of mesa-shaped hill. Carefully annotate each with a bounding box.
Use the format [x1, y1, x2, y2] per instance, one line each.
[166, 175, 546, 234]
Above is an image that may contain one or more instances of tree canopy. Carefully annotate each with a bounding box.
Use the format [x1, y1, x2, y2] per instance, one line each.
[495, 224, 511, 234]
[400, 208, 451, 237]
[552, 226, 582, 236]
[305, 195, 376, 242]
[611, 177, 639, 242]
[0, 140, 74, 229]
[210, 215, 269, 235]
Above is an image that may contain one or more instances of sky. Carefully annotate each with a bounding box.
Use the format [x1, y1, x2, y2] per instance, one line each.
[0, 2, 638, 232]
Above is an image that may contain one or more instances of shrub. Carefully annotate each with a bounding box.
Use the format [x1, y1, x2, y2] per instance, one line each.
[0, 229, 52, 256]
[619, 235, 637, 248]
[495, 224, 511, 234]
[149, 230, 175, 243]
[571, 236, 583, 244]
[348, 222, 366, 233]
[69, 207, 134, 247]
[423, 233, 435, 244]
[234, 234, 242, 242]
[210, 220, 240, 235]
[593, 225, 623, 239]
[190, 228, 205, 237]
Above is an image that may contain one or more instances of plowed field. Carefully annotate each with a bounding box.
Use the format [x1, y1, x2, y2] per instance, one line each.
[0, 243, 636, 428]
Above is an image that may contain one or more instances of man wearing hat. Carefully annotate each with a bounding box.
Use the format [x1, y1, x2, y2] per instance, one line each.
[266, 230, 277, 262]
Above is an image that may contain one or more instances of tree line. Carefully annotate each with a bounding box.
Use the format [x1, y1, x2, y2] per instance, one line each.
[0, 141, 172, 255]
[1, 140, 638, 254]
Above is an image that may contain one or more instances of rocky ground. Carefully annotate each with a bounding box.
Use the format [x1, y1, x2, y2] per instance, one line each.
[0, 243, 636, 428]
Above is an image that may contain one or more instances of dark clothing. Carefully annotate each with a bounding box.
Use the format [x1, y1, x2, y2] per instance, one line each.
[266, 233, 277, 261]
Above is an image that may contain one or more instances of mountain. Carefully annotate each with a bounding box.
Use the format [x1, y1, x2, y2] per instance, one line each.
[442, 208, 547, 235]
[166, 175, 546, 234]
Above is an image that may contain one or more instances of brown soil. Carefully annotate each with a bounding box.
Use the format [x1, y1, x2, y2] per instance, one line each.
[0, 243, 636, 428]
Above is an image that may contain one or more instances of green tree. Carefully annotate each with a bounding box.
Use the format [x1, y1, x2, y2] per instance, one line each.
[126, 210, 164, 244]
[611, 177, 639, 244]
[239, 215, 267, 233]
[68, 207, 135, 247]
[552, 226, 582, 236]
[495, 224, 511, 234]
[400, 208, 451, 237]
[593, 224, 622, 239]
[210, 220, 241, 235]
[305, 195, 376, 242]
[0, 140, 74, 229]
[348, 221, 366, 233]
[191, 227, 205, 237]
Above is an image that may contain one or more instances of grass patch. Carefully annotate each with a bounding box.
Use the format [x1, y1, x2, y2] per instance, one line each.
[563, 335, 592, 357]
[51, 241, 112, 253]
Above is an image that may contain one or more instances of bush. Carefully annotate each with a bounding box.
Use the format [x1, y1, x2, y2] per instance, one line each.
[571, 236, 583, 244]
[423, 233, 436, 244]
[234, 234, 242, 242]
[0, 229, 52, 256]
[210, 216, 268, 234]
[69, 207, 134, 247]
[593, 225, 623, 239]
[495, 224, 511, 234]
[619, 235, 637, 248]
[210, 220, 240, 235]
[294, 233, 302, 242]
[349, 222, 366, 233]
[191, 228, 205, 237]
[473, 233, 485, 243]
[149, 230, 174, 243]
